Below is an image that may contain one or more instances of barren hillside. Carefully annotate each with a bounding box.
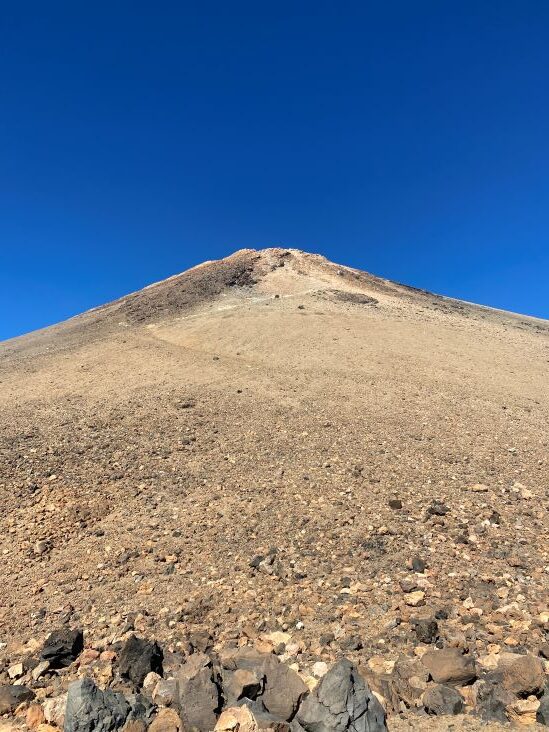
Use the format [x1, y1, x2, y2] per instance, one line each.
[1, 248, 548, 730]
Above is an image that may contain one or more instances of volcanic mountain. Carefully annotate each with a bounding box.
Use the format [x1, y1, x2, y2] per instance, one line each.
[0, 248, 547, 729]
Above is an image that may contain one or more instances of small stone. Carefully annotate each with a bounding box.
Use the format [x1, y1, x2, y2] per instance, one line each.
[388, 499, 402, 510]
[412, 618, 438, 644]
[79, 649, 100, 666]
[427, 501, 449, 516]
[34, 540, 50, 556]
[8, 663, 24, 679]
[475, 676, 515, 723]
[339, 635, 363, 651]
[177, 652, 220, 731]
[405, 591, 425, 607]
[399, 577, 418, 593]
[319, 633, 335, 647]
[32, 661, 50, 681]
[411, 557, 426, 573]
[537, 690, 549, 725]
[43, 694, 67, 728]
[142, 672, 162, 696]
[223, 669, 263, 705]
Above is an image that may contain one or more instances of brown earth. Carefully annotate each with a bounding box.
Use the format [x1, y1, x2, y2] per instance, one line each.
[0, 247, 548, 729]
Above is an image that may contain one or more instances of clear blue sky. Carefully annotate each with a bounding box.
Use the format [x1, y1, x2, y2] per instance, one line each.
[1, 2, 548, 340]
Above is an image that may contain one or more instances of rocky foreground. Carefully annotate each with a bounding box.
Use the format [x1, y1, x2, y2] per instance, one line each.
[1, 624, 549, 731]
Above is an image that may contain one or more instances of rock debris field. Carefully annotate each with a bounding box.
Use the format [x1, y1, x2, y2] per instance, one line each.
[0, 248, 548, 730]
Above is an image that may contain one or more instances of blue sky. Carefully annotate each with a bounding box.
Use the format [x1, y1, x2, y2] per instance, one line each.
[1, 1, 548, 340]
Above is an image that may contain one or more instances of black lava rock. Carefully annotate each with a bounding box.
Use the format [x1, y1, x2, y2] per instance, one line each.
[411, 556, 426, 573]
[412, 617, 439, 644]
[40, 627, 84, 668]
[119, 635, 164, 688]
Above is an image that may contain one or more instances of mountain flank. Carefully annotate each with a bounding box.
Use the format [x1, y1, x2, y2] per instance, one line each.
[0, 248, 548, 730]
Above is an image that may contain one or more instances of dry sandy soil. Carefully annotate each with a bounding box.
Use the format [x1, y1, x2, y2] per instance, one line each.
[0, 248, 548, 729]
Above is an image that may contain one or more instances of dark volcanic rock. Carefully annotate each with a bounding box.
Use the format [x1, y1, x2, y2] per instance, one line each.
[41, 627, 84, 668]
[220, 646, 307, 722]
[260, 655, 308, 722]
[411, 557, 426, 573]
[474, 675, 516, 723]
[296, 658, 387, 731]
[537, 689, 549, 725]
[119, 635, 164, 688]
[176, 652, 220, 731]
[0, 684, 35, 714]
[64, 677, 130, 732]
[422, 684, 464, 715]
[411, 617, 438, 644]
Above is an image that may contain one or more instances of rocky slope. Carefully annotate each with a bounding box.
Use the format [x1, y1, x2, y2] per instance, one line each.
[0, 248, 548, 730]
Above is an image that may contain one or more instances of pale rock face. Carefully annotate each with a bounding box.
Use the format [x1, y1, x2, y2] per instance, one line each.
[214, 706, 259, 732]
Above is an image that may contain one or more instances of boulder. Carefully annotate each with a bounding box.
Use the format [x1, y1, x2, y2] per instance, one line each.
[296, 659, 387, 732]
[64, 677, 130, 732]
[220, 647, 307, 722]
[422, 684, 464, 715]
[474, 676, 515, 723]
[421, 648, 476, 685]
[40, 628, 84, 669]
[0, 685, 36, 714]
[119, 636, 163, 689]
[260, 656, 307, 722]
[501, 654, 545, 695]
[224, 669, 264, 705]
[176, 652, 220, 731]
